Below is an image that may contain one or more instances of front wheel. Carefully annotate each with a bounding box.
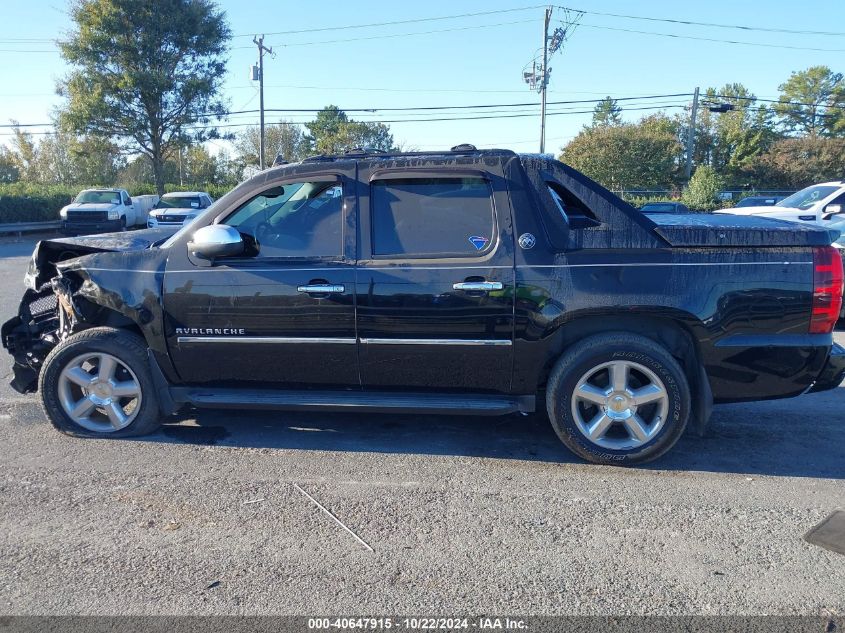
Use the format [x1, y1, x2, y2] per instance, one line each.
[546, 332, 690, 465]
[39, 327, 162, 438]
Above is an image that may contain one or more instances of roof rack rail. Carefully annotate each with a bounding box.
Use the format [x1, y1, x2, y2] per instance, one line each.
[300, 145, 508, 163]
[344, 147, 388, 155]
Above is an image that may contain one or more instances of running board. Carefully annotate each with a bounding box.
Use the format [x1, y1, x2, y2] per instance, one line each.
[170, 388, 535, 416]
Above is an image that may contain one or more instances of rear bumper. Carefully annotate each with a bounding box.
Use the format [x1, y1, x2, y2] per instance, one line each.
[808, 342, 845, 393]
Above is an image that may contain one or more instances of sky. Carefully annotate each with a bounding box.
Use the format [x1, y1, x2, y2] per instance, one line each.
[1, 0, 844, 157]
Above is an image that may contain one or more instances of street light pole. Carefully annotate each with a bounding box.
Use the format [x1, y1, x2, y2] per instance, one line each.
[684, 86, 700, 180]
[253, 34, 273, 170]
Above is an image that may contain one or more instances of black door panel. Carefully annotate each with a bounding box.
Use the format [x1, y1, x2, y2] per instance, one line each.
[355, 162, 516, 393]
[164, 265, 357, 386]
[162, 170, 359, 387]
[356, 265, 514, 391]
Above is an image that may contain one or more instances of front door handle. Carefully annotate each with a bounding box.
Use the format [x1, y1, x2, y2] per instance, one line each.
[452, 281, 503, 292]
[297, 284, 345, 294]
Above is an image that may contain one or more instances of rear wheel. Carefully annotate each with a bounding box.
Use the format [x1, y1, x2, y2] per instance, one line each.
[546, 332, 690, 465]
[39, 327, 162, 438]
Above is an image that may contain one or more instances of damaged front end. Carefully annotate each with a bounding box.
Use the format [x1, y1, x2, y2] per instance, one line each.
[1, 229, 172, 393]
[2, 287, 63, 392]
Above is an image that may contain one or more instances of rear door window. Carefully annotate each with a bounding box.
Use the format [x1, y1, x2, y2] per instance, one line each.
[370, 177, 495, 258]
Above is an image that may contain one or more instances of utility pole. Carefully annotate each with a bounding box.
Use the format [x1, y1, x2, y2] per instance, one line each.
[684, 86, 700, 180]
[523, 7, 581, 154]
[253, 35, 273, 170]
[539, 6, 552, 154]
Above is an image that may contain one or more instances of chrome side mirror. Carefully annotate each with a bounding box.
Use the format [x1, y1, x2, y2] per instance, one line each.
[187, 224, 244, 261]
[823, 204, 843, 220]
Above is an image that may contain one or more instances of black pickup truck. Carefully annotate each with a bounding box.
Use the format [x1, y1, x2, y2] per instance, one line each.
[2, 147, 844, 465]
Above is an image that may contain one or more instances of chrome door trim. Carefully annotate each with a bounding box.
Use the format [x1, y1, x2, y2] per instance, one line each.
[178, 336, 357, 345]
[297, 284, 346, 294]
[360, 338, 512, 347]
[452, 281, 504, 291]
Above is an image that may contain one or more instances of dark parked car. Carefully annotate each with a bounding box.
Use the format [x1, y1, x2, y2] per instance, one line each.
[2, 147, 844, 465]
[640, 201, 690, 214]
[735, 195, 785, 208]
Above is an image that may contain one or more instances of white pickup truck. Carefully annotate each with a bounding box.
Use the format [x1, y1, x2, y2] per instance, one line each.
[719, 181, 845, 226]
[59, 188, 140, 235]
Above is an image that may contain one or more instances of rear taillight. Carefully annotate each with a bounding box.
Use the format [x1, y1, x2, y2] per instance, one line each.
[810, 246, 844, 334]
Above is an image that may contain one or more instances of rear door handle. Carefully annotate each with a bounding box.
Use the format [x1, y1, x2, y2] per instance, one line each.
[297, 284, 345, 294]
[452, 281, 503, 292]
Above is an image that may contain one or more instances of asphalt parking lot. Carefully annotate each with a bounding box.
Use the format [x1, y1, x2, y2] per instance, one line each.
[0, 236, 843, 616]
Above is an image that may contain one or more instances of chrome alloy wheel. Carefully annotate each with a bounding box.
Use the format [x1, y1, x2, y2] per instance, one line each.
[57, 352, 142, 433]
[571, 360, 669, 450]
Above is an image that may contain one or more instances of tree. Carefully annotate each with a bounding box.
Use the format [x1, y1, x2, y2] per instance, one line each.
[748, 137, 845, 189]
[181, 145, 219, 185]
[234, 120, 306, 167]
[37, 132, 124, 185]
[681, 165, 724, 210]
[57, 0, 231, 194]
[592, 96, 621, 127]
[8, 123, 39, 181]
[674, 83, 782, 186]
[304, 106, 394, 154]
[775, 66, 845, 137]
[0, 147, 20, 183]
[560, 114, 682, 191]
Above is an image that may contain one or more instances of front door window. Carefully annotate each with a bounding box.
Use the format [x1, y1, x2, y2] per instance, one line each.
[224, 181, 343, 259]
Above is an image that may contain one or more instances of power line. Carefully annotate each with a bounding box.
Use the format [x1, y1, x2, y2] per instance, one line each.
[231, 5, 545, 38]
[0, 92, 696, 128]
[571, 22, 845, 53]
[4, 90, 841, 133]
[556, 5, 845, 37]
[236, 18, 537, 49]
[0, 103, 689, 136]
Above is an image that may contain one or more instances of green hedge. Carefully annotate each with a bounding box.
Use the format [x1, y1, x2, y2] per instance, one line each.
[0, 183, 236, 224]
[0, 184, 77, 223]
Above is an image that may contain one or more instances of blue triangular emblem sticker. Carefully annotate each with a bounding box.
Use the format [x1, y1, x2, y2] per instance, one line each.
[468, 236, 489, 251]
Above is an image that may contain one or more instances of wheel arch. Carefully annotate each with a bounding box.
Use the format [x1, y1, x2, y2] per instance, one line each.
[537, 309, 713, 435]
[538, 313, 701, 384]
[535, 311, 712, 434]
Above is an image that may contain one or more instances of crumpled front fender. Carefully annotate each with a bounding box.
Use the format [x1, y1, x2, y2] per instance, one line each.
[56, 248, 170, 356]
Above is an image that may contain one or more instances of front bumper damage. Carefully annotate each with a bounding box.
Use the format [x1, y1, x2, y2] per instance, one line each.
[1, 287, 63, 393]
[1, 229, 173, 394]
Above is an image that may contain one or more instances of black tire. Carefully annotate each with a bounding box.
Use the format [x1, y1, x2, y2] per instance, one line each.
[39, 327, 162, 438]
[546, 332, 690, 465]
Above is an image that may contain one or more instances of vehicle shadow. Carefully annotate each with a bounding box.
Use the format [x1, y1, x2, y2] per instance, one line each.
[150, 386, 845, 479]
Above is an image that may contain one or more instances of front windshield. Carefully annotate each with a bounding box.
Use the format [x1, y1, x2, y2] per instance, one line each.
[155, 196, 201, 210]
[642, 203, 675, 212]
[74, 190, 120, 204]
[776, 185, 838, 210]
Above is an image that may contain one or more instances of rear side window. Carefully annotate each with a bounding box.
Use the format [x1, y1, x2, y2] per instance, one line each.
[547, 181, 597, 222]
[371, 177, 495, 257]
